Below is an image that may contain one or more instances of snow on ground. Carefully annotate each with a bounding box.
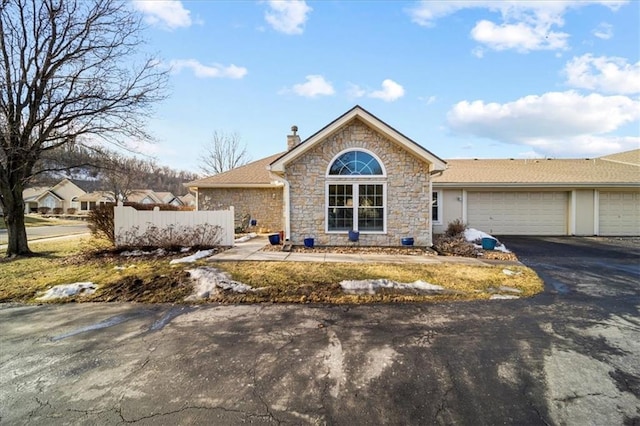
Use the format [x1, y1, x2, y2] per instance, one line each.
[234, 232, 258, 243]
[120, 248, 166, 257]
[490, 294, 520, 300]
[170, 249, 215, 264]
[36, 282, 97, 301]
[185, 266, 253, 301]
[340, 279, 444, 295]
[464, 228, 511, 253]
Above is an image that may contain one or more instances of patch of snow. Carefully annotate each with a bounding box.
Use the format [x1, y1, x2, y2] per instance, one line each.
[497, 286, 523, 293]
[490, 294, 520, 300]
[120, 248, 166, 257]
[180, 247, 191, 253]
[340, 279, 444, 295]
[234, 232, 258, 243]
[502, 269, 521, 276]
[185, 266, 253, 300]
[464, 228, 511, 253]
[37, 282, 97, 301]
[113, 265, 136, 270]
[169, 249, 214, 264]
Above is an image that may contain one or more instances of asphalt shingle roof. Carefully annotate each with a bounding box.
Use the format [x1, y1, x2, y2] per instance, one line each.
[185, 153, 285, 187]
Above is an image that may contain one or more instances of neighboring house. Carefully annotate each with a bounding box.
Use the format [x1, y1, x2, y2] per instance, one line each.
[155, 191, 184, 206]
[179, 193, 196, 207]
[22, 178, 86, 214]
[186, 105, 640, 244]
[77, 191, 116, 212]
[126, 189, 163, 205]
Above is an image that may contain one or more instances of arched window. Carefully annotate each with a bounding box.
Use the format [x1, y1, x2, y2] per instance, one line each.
[326, 149, 386, 233]
[328, 150, 384, 176]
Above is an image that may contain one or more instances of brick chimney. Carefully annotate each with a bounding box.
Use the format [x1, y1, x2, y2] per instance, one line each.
[287, 125, 301, 150]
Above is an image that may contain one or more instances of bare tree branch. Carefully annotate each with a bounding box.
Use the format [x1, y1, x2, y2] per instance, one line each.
[199, 131, 251, 176]
[0, 0, 168, 257]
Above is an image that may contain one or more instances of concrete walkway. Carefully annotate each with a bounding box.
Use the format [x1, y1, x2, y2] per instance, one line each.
[209, 236, 515, 266]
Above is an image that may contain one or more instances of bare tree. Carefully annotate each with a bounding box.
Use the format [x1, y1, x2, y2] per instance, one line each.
[0, 0, 167, 257]
[199, 131, 251, 176]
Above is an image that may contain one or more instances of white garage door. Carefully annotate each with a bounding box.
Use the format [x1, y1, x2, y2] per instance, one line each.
[467, 192, 568, 235]
[599, 191, 640, 236]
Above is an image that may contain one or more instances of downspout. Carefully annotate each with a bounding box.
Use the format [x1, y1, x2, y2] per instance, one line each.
[283, 178, 291, 241]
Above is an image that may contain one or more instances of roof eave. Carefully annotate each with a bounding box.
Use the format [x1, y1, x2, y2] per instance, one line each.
[187, 183, 282, 190]
[432, 182, 640, 188]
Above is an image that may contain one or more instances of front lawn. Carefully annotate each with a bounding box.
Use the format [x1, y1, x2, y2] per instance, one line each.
[0, 237, 544, 304]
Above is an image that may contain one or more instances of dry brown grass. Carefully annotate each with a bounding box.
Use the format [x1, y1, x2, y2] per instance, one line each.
[0, 237, 544, 304]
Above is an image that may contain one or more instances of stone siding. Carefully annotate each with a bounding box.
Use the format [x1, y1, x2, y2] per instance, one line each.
[198, 188, 283, 233]
[286, 119, 432, 246]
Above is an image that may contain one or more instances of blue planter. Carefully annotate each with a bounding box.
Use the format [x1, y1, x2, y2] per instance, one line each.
[401, 237, 414, 246]
[250, 219, 257, 226]
[304, 237, 314, 248]
[481, 237, 497, 250]
[268, 234, 280, 245]
[348, 230, 359, 242]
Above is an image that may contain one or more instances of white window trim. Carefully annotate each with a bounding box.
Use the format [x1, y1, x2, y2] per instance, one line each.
[325, 181, 387, 234]
[325, 147, 387, 178]
[432, 190, 443, 225]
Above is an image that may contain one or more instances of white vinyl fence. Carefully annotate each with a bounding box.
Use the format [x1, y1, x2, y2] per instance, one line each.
[114, 205, 235, 247]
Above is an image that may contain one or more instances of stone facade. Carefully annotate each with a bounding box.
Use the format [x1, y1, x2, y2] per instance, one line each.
[198, 188, 283, 233]
[285, 119, 432, 246]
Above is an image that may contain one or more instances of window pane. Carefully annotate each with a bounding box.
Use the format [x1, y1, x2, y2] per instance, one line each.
[432, 191, 439, 222]
[358, 185, 384, 231]
[329, 151, 383, 175]
[328, 185, 353, 231]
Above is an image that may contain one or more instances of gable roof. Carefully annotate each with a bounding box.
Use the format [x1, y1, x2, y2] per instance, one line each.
[433, 156, 640, 187]
[185, 153, 285, 189]
[77, 191, 115, 202]
[127, 189, 163, 204]
[269, 105, 447, 174]
[600, 149, 640, 166]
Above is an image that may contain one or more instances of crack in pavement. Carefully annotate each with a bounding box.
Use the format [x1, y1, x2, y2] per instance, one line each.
[117, 403, 274, 424]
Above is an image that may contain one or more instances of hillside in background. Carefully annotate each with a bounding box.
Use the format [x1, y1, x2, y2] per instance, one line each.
[29, 145, 199, 196]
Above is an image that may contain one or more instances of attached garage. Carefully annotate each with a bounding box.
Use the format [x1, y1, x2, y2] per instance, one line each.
[467, 191, 568, 235]
[598, 191, 640, 236]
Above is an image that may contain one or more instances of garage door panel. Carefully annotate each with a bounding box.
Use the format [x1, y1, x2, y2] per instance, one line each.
[468, 191, 567, 235]
[599, 191, 640, 236]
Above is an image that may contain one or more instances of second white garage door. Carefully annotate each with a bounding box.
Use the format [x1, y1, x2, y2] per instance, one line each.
[467, 192, 568, 235]
[599, 191, 640, 236]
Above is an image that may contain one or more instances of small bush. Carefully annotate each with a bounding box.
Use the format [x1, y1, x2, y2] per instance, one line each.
[117, 223, 223, 249]
[67, 208, 77, 215]
[38, 207, 51, 215]
[52, 207, 64, 215]
[432, 234, 478, 258]
[445, 218, 467, 237]
[88, 203, 115, 242]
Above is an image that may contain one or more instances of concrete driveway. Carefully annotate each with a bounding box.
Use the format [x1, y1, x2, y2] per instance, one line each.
[0, 237, 638, 425]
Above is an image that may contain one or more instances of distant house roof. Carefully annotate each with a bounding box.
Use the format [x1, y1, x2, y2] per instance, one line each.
[23, 187, 51, 202]
[185, 153, 285, 188]
[127, 190, 163, 204]
[433, 151, 640, 187]
[77, 191, 115, 202]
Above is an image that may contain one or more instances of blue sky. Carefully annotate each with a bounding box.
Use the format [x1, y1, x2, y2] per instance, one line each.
[129, 0, 640, 172]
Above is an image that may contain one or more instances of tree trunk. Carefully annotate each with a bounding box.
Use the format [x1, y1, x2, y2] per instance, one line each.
[3, 187, 32, 258]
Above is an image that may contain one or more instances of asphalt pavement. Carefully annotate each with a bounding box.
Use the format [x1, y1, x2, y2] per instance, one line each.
[0, 223, 89, 246]
[0, 236, 638, 425]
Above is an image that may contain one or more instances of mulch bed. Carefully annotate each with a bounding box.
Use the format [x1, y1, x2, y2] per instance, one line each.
[261, 243, 518, 261]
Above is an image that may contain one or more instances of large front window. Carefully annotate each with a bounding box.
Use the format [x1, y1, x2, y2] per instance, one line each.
[326, 149, 386, 233]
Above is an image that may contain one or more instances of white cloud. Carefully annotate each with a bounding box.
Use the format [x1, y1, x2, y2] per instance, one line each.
[592, 22, 614, 39]
[447, 91, 640, 156]
[170, 59, 248, 79]
[471, 19, 568, 52]
[420, 95, 437, 105]
[289, 75, 335, 98]
[264, 0, 312, 35]
[346, 83, 367, 99]
[407, 1, 628, 53]
[369, 79, 405, 102]
[132, 0, 192, 30]
[564, 54, 640, 95]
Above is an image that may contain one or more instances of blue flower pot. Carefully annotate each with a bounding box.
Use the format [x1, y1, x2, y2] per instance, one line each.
[250, 219, 257, 226]
[268, 234, 280, 245]
[304, 237, 314, 248]
[401, 237, 414, 246]
[481, 237, 497, 250]
[348, 230, 359, 242]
